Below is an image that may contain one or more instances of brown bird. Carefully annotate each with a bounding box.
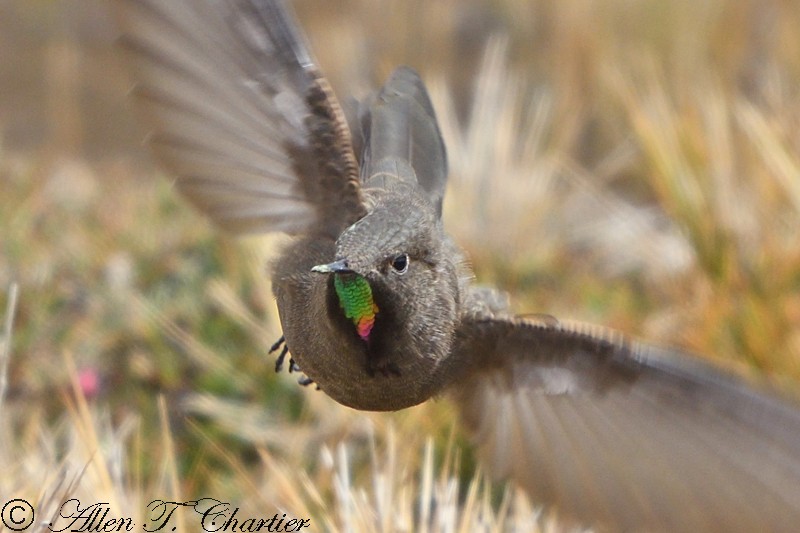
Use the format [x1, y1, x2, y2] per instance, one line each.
[116, 0, 800, 530]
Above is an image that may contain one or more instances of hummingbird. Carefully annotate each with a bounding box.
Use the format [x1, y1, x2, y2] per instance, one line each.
[117, 0, 800, 530]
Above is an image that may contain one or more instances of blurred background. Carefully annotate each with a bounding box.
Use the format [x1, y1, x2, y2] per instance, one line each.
[1, 0, 799, 530]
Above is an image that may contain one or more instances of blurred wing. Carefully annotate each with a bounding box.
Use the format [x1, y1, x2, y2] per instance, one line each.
[361, 67, 448, 216]
[451, 315, 800, 532]
[116, 0, 366, 235]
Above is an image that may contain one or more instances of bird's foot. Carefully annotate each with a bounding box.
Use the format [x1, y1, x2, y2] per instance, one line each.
[297, 375, 320, 390]
[270, 336, 289, 373]
[269, 335, 319, 389]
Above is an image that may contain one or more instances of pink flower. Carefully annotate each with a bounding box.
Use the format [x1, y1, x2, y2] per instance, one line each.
[77, 368, 101, 399]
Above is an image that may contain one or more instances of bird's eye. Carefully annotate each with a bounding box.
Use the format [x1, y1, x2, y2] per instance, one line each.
[390, 253, 409, 274]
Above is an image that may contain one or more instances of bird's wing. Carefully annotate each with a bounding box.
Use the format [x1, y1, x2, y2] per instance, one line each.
[116, 0, 366, 236]
[361, 67, 448, 216]
[450, 314, 800, 532]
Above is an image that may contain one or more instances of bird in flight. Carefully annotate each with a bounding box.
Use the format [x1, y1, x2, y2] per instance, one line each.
[116, 0, 800, 530]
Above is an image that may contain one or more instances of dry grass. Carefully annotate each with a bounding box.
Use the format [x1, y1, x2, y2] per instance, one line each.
[1, 0, 799, 531]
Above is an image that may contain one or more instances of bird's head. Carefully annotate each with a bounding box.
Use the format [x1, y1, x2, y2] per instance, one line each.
[312, 192, 459, 355]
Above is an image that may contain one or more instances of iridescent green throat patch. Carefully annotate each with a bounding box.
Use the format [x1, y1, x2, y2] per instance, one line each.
[333, 274, 378, 341]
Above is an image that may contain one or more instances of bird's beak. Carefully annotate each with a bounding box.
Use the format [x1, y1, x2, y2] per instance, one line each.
[311, 259, 352, 274]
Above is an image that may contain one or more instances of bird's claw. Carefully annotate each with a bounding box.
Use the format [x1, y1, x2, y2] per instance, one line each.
[298, 375, 319, 390]
[270, 336, 289, 373]
[270, 335, 318, 389]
